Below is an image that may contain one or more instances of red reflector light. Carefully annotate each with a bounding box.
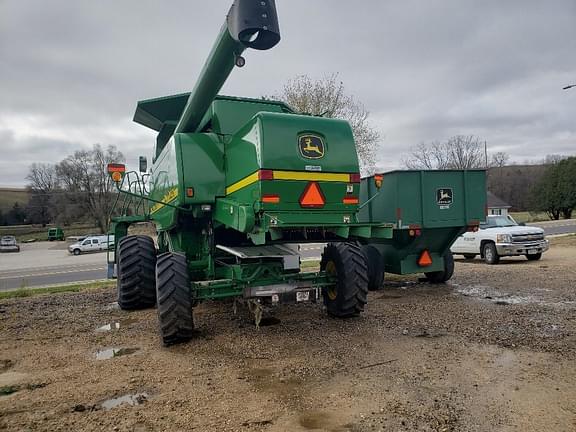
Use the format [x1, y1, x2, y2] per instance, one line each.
[186, 187, 194, 197]
[342, 197, 359, 205]
[259, 169, 274, 181]
[299, 182, 325, 208]
[107, 163, 125, 173]
[418, 250, 433, 267]
[349, 173, 361, 183]
[262, 194, 280, 204]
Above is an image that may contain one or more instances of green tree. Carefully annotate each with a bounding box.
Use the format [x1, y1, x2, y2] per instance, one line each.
[533, 156, 576, 220]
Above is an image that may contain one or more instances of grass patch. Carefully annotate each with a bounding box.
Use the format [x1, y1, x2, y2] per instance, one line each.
[301, 260, 320, 270]
[0, 280, 114, 301]
[509, 211, 550, 223]
[549, 234, 576, 247]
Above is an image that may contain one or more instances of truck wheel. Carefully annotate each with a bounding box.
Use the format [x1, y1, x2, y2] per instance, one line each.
[463, 254, 476, 260]
[425, 251, 455, 284]
[156, 252, 195, 346]
[483, 242, 500, 265]
[117, 235, 157, 310]
[73, 249, 81, 256]
[320, 243, 369, 317]
[362, 245, 384, 291]
[526, 253, 542, 261]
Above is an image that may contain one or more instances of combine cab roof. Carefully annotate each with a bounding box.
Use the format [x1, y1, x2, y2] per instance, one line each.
[133, 94, 293, 133]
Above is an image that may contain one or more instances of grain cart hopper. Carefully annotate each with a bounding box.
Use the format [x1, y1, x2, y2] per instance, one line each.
[108, 0, 394, 345]
[358, 170, 486, 290]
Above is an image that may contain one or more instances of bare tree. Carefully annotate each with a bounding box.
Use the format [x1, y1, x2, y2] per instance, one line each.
[404, 135, 486, 170]
[490, 151, 510, 168]
[26, 163, 59, 225]
[56, 144, 124, 232]
[272, 74, 381, 175]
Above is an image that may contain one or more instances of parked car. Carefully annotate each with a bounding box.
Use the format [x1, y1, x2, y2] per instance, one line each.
[0, 235, 20, 253]
[48, 227, 65, 241]
[451, 215, 549, 264]
[68, 235, 115, 256]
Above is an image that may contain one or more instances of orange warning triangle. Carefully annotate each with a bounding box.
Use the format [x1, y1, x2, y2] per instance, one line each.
[418, 250, 433, 267]
[300, 181, 325, 208]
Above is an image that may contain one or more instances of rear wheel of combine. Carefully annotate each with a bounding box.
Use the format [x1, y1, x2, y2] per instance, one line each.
[424, 250, 455, 284]
[156, 252, 194, 346]
[117, 235, 157, 310]
[362, 245, 385, 291]
[320, 243, 369, 318]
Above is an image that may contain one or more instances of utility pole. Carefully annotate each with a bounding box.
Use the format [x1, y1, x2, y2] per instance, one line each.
[484, 141, 488, 169]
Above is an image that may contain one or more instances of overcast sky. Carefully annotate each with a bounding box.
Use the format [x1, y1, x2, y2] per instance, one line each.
[1, 0, 575, 187]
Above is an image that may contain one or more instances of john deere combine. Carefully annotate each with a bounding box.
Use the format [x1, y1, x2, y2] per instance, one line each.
[108, 0, 485, 345]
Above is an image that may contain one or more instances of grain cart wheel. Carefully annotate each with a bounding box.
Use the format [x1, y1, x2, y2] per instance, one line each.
[156, 252, 194, 346]
[425, 250, 455, 284]
[483, 242, 500, 265]
[320, 243, 369, 317]
[117, 235, 157, 310]
[362, 245, 385, 291]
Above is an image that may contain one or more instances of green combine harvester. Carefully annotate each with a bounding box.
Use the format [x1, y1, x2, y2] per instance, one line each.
[108, 0, 486, 345]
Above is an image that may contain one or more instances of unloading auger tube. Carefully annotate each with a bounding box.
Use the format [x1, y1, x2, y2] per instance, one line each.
[174, 0, 281, 134]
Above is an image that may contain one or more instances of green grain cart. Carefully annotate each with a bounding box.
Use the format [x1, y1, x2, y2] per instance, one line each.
[108, 0, 486, 345]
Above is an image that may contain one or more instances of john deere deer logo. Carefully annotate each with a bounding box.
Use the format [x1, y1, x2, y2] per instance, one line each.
[436, 188, 453, 205]
[299, 135, 325, 159]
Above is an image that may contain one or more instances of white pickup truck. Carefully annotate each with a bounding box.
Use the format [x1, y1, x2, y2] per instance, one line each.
[451, 215, 549, 264]
[68, 235, 115, 256]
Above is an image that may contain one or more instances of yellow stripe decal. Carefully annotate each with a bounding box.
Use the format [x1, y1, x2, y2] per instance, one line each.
[225, 170, 351, 195]
[272, 171, 350, 182]
[150, 187, 179, 214]
[225, 171, 260, 195]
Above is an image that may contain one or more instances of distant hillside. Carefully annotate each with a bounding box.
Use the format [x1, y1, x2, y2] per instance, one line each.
[487, 164, 548, 211]
[0, 187, 29, 212]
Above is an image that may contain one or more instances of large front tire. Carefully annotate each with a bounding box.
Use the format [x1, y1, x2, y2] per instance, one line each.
[156, 252, 195, 346]
[425, 251, 455, 284]
[117, 235, 157, 310]
[320, 243, 369, 318]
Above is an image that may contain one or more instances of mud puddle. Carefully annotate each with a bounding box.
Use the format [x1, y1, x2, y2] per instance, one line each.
[101, 392, 148, 410]
[94, 347, 140, 360]
[95, 317, 138, 333]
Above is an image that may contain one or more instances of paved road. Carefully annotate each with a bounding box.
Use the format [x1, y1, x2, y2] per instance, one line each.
[2, 220, 574, 291]
[0, 263, 107, 291]
[530, 219, 576, 236]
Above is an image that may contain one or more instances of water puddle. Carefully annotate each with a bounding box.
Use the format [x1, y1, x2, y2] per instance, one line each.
[95, 347, 140, 360]
[95, 318, 137, 333]
[101, 392, 148, 410]
[104, 302, 120, 311]
[454, 284, 576, 309]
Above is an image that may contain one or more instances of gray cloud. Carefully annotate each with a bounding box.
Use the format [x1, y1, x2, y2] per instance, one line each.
[1, 0, 575, 186]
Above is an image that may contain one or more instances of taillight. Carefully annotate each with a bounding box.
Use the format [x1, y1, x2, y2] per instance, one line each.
[259, 170, 274, 180]
[349, 173, 361, 183]
[342, 197, 359, 205]
[262, 194, 280, 204]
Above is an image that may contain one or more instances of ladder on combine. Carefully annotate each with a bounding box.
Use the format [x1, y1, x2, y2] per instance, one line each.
[107, 170, 151, 278]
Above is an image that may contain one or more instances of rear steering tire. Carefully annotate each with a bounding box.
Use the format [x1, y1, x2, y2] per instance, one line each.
[362, 245, 385, 291]
[483, 242, 500, 265]
[117, 235, 157, 310]
[156, 252, 195, 346]
[320, 242, 369, 317]
[425, 250, 455, 284]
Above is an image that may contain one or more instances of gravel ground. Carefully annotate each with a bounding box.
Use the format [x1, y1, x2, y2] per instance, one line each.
[1, 241, 575, 432]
